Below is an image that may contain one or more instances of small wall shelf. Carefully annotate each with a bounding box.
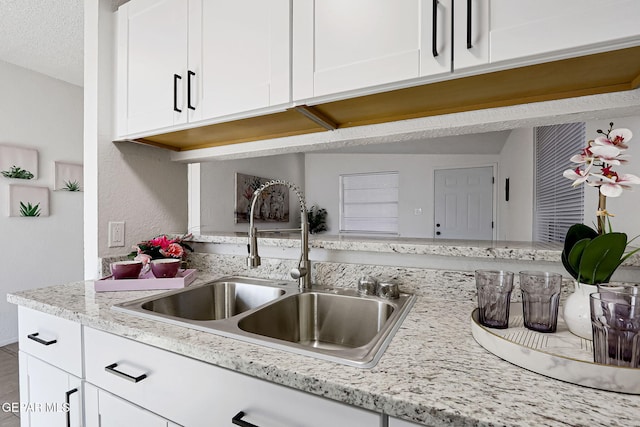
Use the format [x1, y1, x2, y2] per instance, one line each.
[9, 185, 49, 217]
[0, 145, 38, 180]
[54, 162, 83, 191]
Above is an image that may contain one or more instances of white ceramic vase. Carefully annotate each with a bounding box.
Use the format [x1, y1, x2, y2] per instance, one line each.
[562, 282, 599, 340]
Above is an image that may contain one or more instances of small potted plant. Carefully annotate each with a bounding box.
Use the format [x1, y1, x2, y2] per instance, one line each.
[561, 122, 640, 339]
[2, 165, 34, 180]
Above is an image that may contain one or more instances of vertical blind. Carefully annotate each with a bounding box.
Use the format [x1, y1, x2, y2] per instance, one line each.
[534, 122, 585, 242]
[339, 171, 399, 234]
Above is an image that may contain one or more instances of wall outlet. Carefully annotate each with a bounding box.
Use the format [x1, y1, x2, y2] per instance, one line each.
[108, 221, 125, 247]
[414, 208, 423, 216]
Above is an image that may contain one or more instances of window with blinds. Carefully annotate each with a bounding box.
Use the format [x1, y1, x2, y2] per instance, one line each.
[534, 122, 585, 242]
[339, 171, 399, 235]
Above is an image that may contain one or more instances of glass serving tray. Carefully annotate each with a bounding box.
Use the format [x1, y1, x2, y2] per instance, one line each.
[471, 303, 640, 394]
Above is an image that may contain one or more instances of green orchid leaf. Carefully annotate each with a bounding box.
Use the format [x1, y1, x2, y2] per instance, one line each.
[578, 232, 627, 284]
[567, 238, 591, 278]
[563, 224, 598, 256]
[561, 251, 578, 280]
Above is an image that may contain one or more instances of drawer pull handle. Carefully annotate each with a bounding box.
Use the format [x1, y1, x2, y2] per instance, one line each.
[232, 411, 260, 427]
[105, 363, 147, 383]
[27, 332, 57, 346]
[466, 0, 473, 49]
[65, 388, 78, 427]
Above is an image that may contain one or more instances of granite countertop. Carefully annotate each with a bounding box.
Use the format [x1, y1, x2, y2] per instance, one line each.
[190, 233, 640, 267]
[8, 274, 640, 426]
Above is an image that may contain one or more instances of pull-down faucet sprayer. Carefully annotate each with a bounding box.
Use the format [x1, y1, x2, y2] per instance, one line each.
[246, 180, 311, 290]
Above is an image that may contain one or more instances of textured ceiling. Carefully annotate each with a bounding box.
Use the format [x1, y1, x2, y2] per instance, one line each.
[0, 0, 84, 86]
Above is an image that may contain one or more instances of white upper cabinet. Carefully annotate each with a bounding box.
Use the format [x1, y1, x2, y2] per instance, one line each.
[293, 0, 489, 101]
[453, 0, 490, 70]
[116, 0, 188, 136]
[490, 0, 640, 64]
[116, 0, 291, 138]
[189, 0, 290, 122]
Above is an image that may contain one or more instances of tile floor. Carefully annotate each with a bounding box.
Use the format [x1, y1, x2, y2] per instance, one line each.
[0, 343, 19, 427]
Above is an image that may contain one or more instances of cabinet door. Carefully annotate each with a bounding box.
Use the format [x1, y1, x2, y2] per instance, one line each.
[189, 0, 290, 121]
[490, 0, 640, 63]
[452, 0, 489, 70]
[116, 0, 188, 136]
[19, 352, 82, 427]
[84, 383, 177, 427]
[294, 0, 448, 100]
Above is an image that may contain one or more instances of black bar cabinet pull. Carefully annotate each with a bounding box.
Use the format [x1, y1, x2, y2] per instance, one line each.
[105, 363, 147, 383]
[173, 74, 182, 113]
[65, 388, 78, 427]
[432, 0, 439, 57]
[187, 70, 196, 110]
[466, 0, 473, 49]
[27, 332, 57, 346]
[232, 411, 260, 427]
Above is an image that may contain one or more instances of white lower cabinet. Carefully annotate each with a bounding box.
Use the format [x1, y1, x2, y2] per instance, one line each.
[18, 352, 82, 427]
[84, 327, 381, 427]
[84, 383, 179, 427]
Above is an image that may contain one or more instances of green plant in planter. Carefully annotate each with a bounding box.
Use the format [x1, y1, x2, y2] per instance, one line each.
[63, 180, 81, 191]
[1, 165, 34, 179]
[562, 224, 638, 285]
[19, 201, 41, 217]
[307, 205, 327, 234]
[562, 122, 640, 284]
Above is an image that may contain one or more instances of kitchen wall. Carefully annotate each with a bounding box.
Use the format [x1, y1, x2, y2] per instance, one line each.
[304, 152, 499, 237]
[0, 60, 83, 345]
[497, 128, 534, 241]
[196, 153, 305, 233]
[85, 0, 189, 277]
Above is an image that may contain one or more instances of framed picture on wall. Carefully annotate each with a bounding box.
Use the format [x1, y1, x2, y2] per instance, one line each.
[235, 173, 289, 223]
[0, 145, 38, 180]
[54, 161, 83, 191]
[8, 184, 49, 217]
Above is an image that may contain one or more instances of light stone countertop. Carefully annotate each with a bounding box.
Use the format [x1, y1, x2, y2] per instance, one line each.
[190, 233, 640, 267]
[8, 274, 640, 426]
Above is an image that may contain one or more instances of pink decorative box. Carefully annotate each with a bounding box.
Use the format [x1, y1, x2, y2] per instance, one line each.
[94, 269, 198, 292]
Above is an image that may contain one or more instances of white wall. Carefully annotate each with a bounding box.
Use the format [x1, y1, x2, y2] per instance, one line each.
[304, 153, 499, 237]
[86, 0, 189, 273]
[583, 116, 640, 240]
[198, 154, 305, 233]
[0, 60, 84, 345]
[497, 128, 534, 241]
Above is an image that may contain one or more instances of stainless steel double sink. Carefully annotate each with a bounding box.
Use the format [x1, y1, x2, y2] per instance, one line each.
[113, 276, 415, 368]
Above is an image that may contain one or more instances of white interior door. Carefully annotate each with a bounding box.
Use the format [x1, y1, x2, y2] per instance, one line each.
[434, 167, 494, 240]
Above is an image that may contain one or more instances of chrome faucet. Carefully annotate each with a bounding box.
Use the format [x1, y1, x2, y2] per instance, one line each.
[247, 179, 311, 290]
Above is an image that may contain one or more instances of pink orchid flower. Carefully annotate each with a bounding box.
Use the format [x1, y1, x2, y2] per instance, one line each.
[594, 127, 632, 150]
[589, 145, 629, 166]
[563, 166, 591, 186]
[590, 167, 640, 197]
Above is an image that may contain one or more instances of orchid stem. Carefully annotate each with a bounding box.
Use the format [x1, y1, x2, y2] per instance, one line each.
[597, 193, 607, 235]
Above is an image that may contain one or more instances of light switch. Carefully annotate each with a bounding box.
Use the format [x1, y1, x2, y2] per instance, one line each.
[108, 221, 125, 247]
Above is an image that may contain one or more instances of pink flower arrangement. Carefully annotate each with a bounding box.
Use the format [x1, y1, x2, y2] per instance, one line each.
[563, 122, 640, 234]
[130, 233, 193, 266]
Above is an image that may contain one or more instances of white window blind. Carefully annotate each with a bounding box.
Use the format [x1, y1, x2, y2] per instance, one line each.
[534, 122, 585, 242]
[340, 172, 399, 234]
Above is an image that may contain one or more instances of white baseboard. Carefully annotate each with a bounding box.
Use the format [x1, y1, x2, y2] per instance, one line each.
[0, 337, 18, 347]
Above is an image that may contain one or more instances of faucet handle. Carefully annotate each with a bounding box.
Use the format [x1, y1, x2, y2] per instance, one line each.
[290, 267, 308, 280]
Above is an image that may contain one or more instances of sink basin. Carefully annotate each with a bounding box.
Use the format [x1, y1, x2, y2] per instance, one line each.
[114, 277, 289, 323]
[113, 276, 415, 368]
[238, 292, 395, 349]
[140, 280, 285, 320]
